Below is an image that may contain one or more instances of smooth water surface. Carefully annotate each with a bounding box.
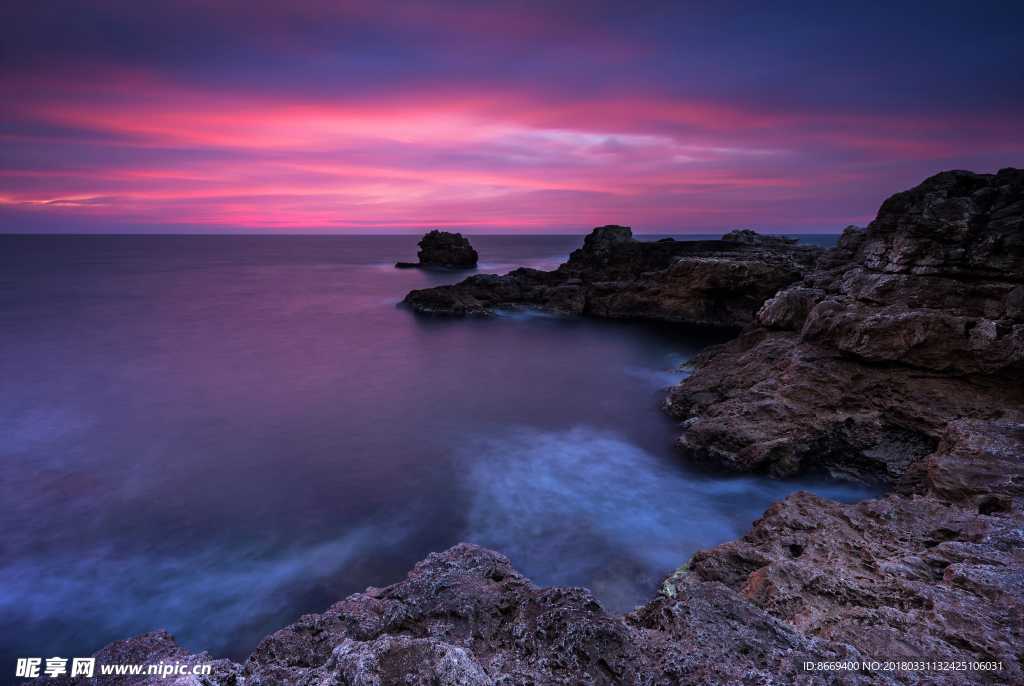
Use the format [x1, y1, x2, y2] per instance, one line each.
[0, 233, 869, 668]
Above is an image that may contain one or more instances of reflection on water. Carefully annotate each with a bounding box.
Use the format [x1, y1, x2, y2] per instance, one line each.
[0, 233, 866, 669]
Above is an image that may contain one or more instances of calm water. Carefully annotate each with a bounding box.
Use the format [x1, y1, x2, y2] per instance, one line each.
[0, 233, 867, 670]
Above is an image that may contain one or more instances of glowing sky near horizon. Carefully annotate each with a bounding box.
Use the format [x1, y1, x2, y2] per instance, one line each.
[1, 0, 1022, 234]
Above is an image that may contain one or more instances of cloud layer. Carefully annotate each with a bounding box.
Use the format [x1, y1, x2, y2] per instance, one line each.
[2, 0, 1022, 233]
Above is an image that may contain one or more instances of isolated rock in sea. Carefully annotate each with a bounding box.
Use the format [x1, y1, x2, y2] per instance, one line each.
[395, 230, 478, 269]
[403, 225, 824, 326]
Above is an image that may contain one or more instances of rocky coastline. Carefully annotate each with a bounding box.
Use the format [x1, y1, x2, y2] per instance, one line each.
[39, 169, 1022, 685]
[403, 226, 824, 326]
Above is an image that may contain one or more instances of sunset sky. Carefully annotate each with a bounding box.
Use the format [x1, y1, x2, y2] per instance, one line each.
[1, 0, 1022, 234]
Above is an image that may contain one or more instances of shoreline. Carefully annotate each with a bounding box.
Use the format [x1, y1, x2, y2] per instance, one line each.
[34, 169, 1022, 685]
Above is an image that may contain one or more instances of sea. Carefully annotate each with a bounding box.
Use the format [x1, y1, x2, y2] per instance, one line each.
[0, 233, 879, 672]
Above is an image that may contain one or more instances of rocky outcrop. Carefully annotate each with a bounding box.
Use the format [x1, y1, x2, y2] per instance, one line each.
[57, 535, 1021, 685]
[653, 169, 1024, 683]
[403, 226, 824, 327]
[65, 544, 887, 686]
[664, 168, 1023, 482]
[659, 420, 1024, 686]
[395, 230, 478, 269]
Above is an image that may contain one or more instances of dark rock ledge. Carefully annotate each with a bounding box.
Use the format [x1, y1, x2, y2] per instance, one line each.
[395, 230, 479, 269]
[41, 170, 1023, 685]
[403, 225, 825, 327]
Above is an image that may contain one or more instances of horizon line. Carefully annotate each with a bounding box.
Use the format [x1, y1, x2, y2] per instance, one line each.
[0, 230, 846, 237]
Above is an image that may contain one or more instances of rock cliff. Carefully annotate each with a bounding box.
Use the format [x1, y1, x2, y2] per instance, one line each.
[664, 168, 1023, 483]
[656, 168, 1024, 684]
[403, 226, 824, 326]
[395, 230, 478, 269]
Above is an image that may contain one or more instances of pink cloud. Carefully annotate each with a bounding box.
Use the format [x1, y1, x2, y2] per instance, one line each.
[2, 67, 1021, 232]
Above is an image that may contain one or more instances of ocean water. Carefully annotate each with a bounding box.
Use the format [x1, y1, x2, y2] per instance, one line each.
[0, 233, 868, 670]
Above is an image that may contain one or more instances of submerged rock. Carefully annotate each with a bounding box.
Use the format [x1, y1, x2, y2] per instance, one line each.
[403, 224, 824, 326]
[395, 230, 478, 269]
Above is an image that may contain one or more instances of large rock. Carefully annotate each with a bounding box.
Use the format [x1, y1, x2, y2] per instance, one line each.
[855, 170, 1024, 280]
[67, 544, 881, 686]
[403, 225, 824, 327]
[54, 537, 1021, 685]
[395, 230, 479, 269]
[660, 420, 1024, 686]
[665, 168, 1024, 482]
[653, 169, 1024, 683]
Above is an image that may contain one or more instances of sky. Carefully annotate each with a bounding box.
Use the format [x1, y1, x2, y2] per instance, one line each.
[1, 0, 1022, 234]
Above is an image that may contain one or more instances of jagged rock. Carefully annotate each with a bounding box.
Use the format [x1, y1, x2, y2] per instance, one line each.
[403, 225, 824, 326]
[652, 170, 1024, 684]
[665, 168, 1024, 482]
[395, 230, 478, 269]
[856, 170, 1024, 280]
[76, 544, 881, 686]
[69, 540, 1024, 684]
[661, 422, 1024, 685]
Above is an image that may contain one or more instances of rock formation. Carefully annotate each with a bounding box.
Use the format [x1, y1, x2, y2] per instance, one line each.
[656, 168, 1024, 684]
[395, 230, 478, 269]
[43, 170, 1023, 685]
[55, 544, 887, 686]
[46, 536, 1020, 685]
[664, 168, 1023, 482]
[403, 225, 824, 326]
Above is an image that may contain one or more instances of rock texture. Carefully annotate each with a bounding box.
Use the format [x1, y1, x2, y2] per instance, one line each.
[660, 421, 1024, 686]
[656, 169, 1024, 684]
[64, 544, 890, 686]
[395, 230, 478, 269]
[403, 226, 824, 327]
[664, 168, 1023, 482]
[41, 629, 241, 686]
[56, 538, 1020, 685]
